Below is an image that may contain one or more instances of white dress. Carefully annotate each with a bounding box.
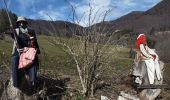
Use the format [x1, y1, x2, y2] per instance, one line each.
[140, 44, 162, 84]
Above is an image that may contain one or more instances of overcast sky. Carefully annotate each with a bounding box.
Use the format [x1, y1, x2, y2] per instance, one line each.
[0, 0, 161, 26]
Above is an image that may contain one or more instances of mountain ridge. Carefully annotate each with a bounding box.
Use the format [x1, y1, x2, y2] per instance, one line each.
[95, 0, 170, 33]
[27, 19, 83, 36]
[1, 0, 170, 35]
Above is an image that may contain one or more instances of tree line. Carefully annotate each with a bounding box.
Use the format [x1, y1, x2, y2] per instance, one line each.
[0, 8, 17, 39]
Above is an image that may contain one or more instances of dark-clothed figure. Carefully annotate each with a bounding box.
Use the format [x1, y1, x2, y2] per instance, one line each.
[11, 16, 40, 87]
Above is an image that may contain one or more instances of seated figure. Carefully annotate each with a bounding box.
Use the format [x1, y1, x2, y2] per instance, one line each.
[132, 34, 162, 85]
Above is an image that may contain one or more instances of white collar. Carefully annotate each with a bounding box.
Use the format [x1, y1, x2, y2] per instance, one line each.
[20, 27, 28, 33]
[137, 34, 145, 39]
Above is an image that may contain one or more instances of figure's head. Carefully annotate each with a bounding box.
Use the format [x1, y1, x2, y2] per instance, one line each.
[16, 16, 28, 28]
[137, 34, 146, 43]
[136, 34, 147, 49]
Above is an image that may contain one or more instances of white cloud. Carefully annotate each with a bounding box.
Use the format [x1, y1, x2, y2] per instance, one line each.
[37, 10, 64, 21]
[72, 0, 113, 26]
[71, 0, 161, 26]
[122, 0, 136, 6]
[89, 0, 111, 6]
[29, 6, 66, 21]
[14, 0, 65, 21]
[16, 0, 34, 12]
[13, 0, 161, 27]
[15, 0, 44, 17]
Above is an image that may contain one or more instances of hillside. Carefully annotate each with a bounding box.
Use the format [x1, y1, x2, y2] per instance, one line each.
[0, 35, 170, 99]
[0, 9, 83, 36]
[1, 0, 170, 35]
[146, 0, 170, 15]
[95, 0, 170, 33]
[28, 19, 84, 36]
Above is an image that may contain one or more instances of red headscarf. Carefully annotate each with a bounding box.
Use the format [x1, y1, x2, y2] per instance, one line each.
[136, 34, 147, 49]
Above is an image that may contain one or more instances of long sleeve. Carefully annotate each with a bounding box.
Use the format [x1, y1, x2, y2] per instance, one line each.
[146, 46, 159, 60]
[140, 44, 153, 59]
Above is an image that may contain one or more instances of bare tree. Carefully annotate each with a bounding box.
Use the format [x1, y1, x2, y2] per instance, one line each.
[44, 2, 119, 96]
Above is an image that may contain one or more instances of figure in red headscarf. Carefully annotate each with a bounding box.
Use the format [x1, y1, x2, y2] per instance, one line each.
[135, 34, 162, 84]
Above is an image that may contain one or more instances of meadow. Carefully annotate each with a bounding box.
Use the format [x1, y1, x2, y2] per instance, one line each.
[0, 35, 170, 99]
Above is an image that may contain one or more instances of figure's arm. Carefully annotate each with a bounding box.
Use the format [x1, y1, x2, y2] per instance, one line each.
[145, 46, 158, 60]
[140, 44, 153, 59]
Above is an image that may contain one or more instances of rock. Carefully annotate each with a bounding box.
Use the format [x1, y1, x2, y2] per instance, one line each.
[119, 91, 140, 100]
[101, 95, 110, 100]
[139, 89, 161, 100]
[117, 96, 128, 100]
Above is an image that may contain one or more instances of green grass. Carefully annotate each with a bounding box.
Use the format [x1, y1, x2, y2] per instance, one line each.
[1, 35, 170, 99]
[0, 35, 134, 76]
[0, 39, 13, 69]
[35, 36, 76, 75]
[0, 36, 75, 75]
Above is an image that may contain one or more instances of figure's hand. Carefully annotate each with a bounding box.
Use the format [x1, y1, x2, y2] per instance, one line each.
[151, 55, 156, 60]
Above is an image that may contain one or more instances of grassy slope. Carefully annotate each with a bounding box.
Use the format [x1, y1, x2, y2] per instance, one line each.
[0, 38, 13, 70]
[0, 35, 169, 99]
[1, 35, 169, 78]
[0, 36, 74, 73]
[0, 35, 133, 76]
